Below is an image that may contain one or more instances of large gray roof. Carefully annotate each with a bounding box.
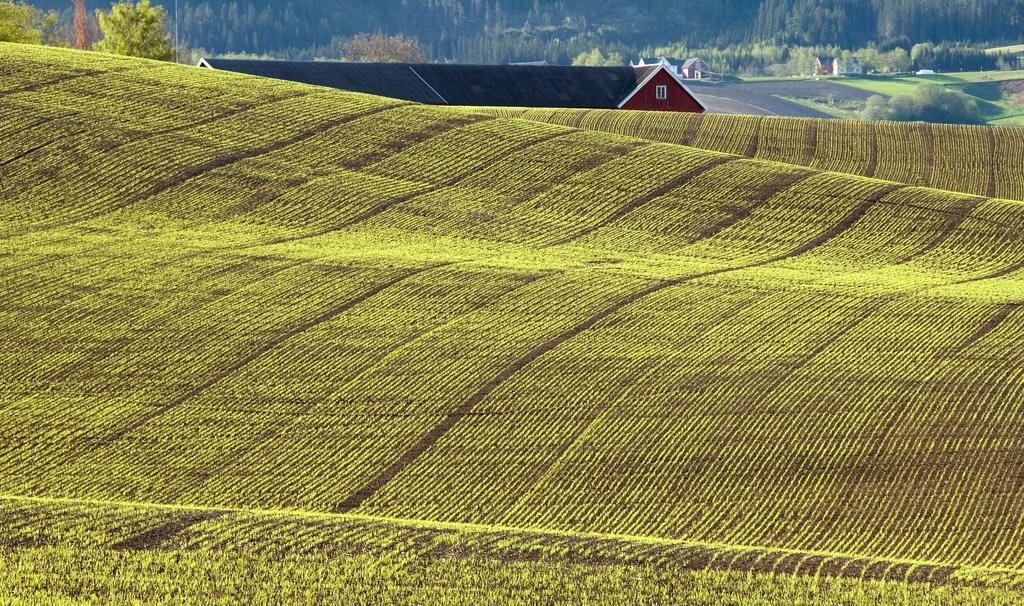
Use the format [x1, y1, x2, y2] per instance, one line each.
[200, 58, 663, 108]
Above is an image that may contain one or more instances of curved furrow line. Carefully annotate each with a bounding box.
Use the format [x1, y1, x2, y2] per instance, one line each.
[889, 196, 985, 265]
[332, 184, 904, 512]
[921, 122, 935, 187]
[548, 153, 741, 245]
[0, 253, 66, 278]
[865, 123, 879, 178]
[768, 310, 964, 555]
[665, 302, 901, 543]
[681, 112, 703, 146]
[109, 510, 229, 551]
[219, 113, 492, 219]
[492, 140, 647, 214]
[0, 229, 185, 280]
[258, 129, 580, 247]
[955, 256, 1024, 285]
[0, 128, 89, 168]
[876, 197, 1020, 237]
[497, 291, 773, 521]
[78, 263, 448, 453]
[745, 115, 763, 158]
[183, 270, 551, 499]
[330, 277, 678, 513]
[4, 493, 1021, 588]
[110, 89, 317, 148]
[0, 69, 105, 97]
[547, 154, 737, 246]
[0, 115, 61, 140]
[336, 113, 493, 172]
[686, 169, 818, 246]
[0, 255, 119, 312]
[956, 303, 1021, 352]
[987, 126, 997, 199]
[0, 257, 306, 417]
[15, 258, 282, 377]
[803, 119, 819, 167]
[8, 103, 406, 236]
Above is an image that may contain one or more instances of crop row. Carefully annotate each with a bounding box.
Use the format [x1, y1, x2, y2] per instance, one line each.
[1, 495, 1022, 591]
[485, 108, 1024, 201]
[7, 166, 1024, 567]
[7, 43, 1024, 578]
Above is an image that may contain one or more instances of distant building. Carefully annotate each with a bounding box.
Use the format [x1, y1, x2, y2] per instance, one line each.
[681, 58, 711, 79]
[815, 56, 835, 76]
[835, 57, 863, 75]
[631, 56, 710, 79]
[199, 59, 707, 113]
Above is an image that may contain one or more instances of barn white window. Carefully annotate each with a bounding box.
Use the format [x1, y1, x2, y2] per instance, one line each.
[655, 85, 668, 100]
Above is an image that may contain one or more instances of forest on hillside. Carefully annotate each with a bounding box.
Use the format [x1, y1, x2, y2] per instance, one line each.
[27, 0, 1024, 64]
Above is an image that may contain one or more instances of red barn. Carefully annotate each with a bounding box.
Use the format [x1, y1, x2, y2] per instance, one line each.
[200, 59, 707, 114]
[619, 65, 707, 112]
[681, 58, 710, 79]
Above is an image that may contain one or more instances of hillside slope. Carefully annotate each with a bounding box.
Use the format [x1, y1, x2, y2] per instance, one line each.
[483, 107, 1024, 200]
[4, 44, 1024, 600]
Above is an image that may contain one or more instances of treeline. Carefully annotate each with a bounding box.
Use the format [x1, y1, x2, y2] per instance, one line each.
[291, 30, 638, 66]
[20, 0, 1024, 65]
[753, 0, 1024, 49]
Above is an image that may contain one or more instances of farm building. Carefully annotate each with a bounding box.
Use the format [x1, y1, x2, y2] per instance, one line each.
[681, 58, 710, 79]
[815, 56, 836, 75]
[631, 56, 710, 79]
[837, 57, 864, 75]
[198, 59, 707, 112]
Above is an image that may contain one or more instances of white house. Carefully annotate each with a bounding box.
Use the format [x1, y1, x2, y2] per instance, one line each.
[631, 56, 710, 79]
[835, 57, 864, 75]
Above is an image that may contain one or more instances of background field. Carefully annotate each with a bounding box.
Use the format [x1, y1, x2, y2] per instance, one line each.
[838, 72, 1024, 126]
[4, 43, 1024, 602]
[694, 71, 1024, 126]
[483, 106, 1024, 199]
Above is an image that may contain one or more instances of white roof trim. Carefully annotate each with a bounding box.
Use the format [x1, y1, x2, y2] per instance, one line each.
[617, 64, 708, 111]
[197, 58, 214, 69]
[408, 66, 448, 105]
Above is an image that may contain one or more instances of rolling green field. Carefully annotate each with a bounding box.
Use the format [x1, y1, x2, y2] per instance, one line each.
[4, 43, 1024, 603]
[484, 107, 1024, 199]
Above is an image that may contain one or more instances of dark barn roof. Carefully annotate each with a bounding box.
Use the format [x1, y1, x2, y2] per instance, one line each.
[199, 59, 446, 104]
[415, 63, 660, 108]
[200, 58, 664, 109]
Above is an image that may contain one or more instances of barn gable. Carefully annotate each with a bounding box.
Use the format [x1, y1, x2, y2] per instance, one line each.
[618, 65, 707, 112]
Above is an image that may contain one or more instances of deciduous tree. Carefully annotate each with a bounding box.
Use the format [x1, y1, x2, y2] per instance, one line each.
[95, 0, 173, 61]
[73, 0, 88, 49]
[571, 48, 623, 66]
[0, 1, 40, 44]
[342, 33, 426, 63]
